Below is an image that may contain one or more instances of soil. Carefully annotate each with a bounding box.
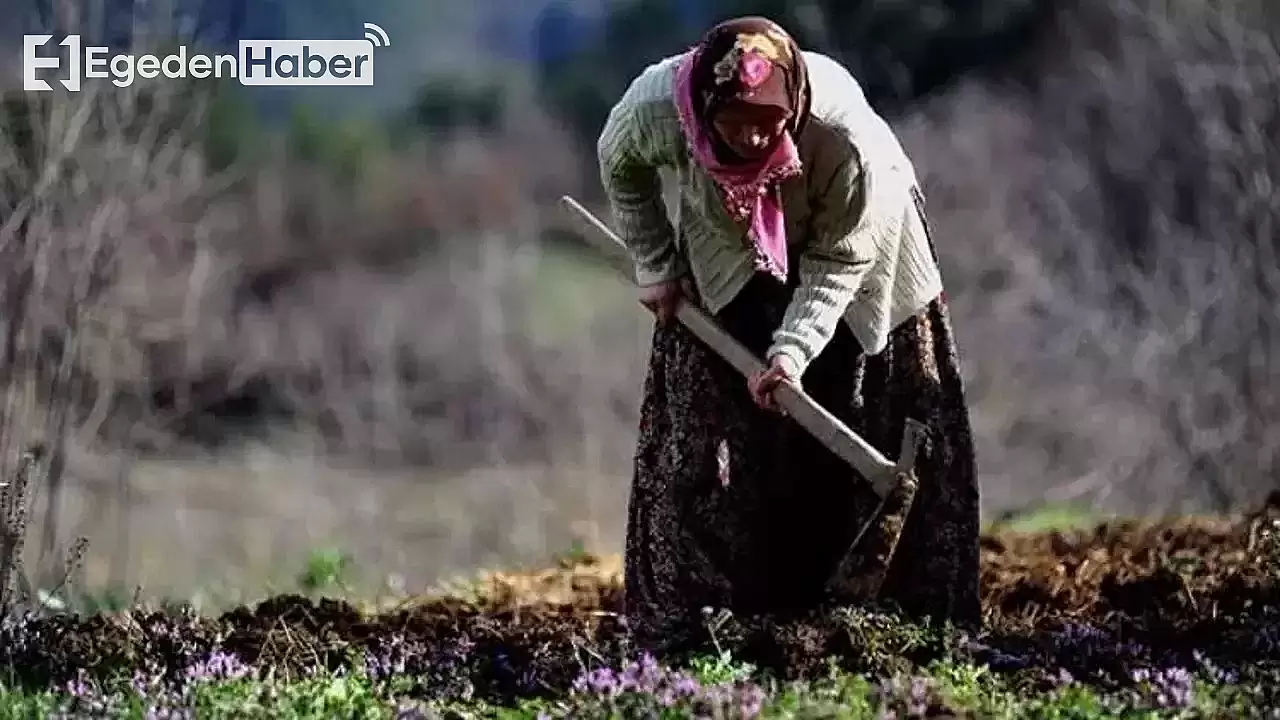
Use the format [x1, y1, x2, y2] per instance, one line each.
[2, 494, 1277, 707]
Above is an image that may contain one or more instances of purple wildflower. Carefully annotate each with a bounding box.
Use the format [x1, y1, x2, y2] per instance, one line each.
[571, 653, 764, 718]
[143, 707, 195, 720]
[621, 652, 672, 693]
[184, 650, 252, 683]
[873, 675, 939, 718]
[573, 667, 623, 697]
[1052, 621, 1109, 649]
[130, 660, 170, 697]
[391, 699, 431, 718]
[63, 670, 91, 698]
[364, 646, 409, 681]
[1055, 621, 1148, 658]
[1132, 666, 1195, 708]
[737, 683, 766, 717]
[57, 670, 114, 717]
[1193, 651, 1239, 685]
[906, 677, 929, 716]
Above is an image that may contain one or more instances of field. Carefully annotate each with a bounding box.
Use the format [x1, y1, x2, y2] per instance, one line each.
[1, 1, 1278, 717]
[0, 499, 1276, 718]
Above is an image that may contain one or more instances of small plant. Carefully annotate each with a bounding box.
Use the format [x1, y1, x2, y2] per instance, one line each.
[698, 606, 749, 678]
[554, 539, 593, 568]
[0, 445, 88, 620]
[1258, 516, 1280, 585]
[871, 674, 950, 718]
[297, 547, 354, 595]
[0, 446, 40, 618]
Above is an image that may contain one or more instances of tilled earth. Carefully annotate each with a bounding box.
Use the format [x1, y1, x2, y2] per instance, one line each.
[2, 498, 1278, 707]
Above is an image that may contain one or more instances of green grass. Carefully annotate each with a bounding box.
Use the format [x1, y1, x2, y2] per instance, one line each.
[0, 651, 1261, 718]
[524, 240, 631, 341]
[0, 673, 396, 718]
[985, 502, 1108, 534]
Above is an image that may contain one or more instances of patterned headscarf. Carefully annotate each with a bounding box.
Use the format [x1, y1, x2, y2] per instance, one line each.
[674, 16, 811, 282]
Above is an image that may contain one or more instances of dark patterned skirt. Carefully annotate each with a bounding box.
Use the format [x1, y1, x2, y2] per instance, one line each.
[623, 222, 981, 656]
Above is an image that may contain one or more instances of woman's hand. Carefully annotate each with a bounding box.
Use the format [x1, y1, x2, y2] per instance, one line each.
[639, 277, 694, 326]
[748, 356, 795, 412]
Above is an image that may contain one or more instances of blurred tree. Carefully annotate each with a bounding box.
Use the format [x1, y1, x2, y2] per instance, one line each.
[534, 0, 1055, 166]
[405, 79, 505, 136]
[202, 82, 262, 171]
[14, 0, 260, 47]
[534, 0, 705, 181]
[181, 0, 255, 49]
[0, 76, 252, 184]
[533, 0, 587, 64]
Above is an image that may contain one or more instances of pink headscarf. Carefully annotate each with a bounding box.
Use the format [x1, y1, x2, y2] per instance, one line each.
[672, 18, 809, 282]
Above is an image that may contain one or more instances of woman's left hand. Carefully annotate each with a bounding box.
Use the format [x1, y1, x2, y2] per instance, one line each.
[747, 356, 794, 412]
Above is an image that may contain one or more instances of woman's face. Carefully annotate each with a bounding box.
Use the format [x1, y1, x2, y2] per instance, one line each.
[711, 101, 791, 161]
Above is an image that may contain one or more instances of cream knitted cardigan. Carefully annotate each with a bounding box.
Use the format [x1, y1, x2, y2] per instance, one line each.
[596, 49, 944, 379]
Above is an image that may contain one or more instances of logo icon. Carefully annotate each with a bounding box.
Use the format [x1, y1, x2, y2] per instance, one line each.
[23, 35, 79, 91]
[363, 23, 390, 48]
[23, 23, 390, 91]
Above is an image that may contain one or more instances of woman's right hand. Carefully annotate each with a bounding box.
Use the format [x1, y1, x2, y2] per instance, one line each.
[639, 277, 694, 326]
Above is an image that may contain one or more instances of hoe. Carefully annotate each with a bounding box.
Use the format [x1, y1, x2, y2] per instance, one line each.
[560, 194, 926, 601]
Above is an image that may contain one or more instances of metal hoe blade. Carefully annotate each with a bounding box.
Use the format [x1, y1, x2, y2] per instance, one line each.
[560, 194, 926, 599]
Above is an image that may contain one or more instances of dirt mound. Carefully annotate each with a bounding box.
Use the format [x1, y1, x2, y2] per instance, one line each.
[419, 552, 625, 613]
[1, 503, 1276, 705]
[981, 510, 1280, 624]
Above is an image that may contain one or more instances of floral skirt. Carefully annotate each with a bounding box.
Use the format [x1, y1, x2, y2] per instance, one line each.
[623, 228, 980, 656]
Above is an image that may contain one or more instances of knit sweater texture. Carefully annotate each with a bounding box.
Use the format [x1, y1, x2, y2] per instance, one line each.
[596, 49, 944, 378]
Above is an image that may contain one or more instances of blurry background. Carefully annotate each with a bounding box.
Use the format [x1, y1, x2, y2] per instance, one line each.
[0, 0, 1277, 604]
